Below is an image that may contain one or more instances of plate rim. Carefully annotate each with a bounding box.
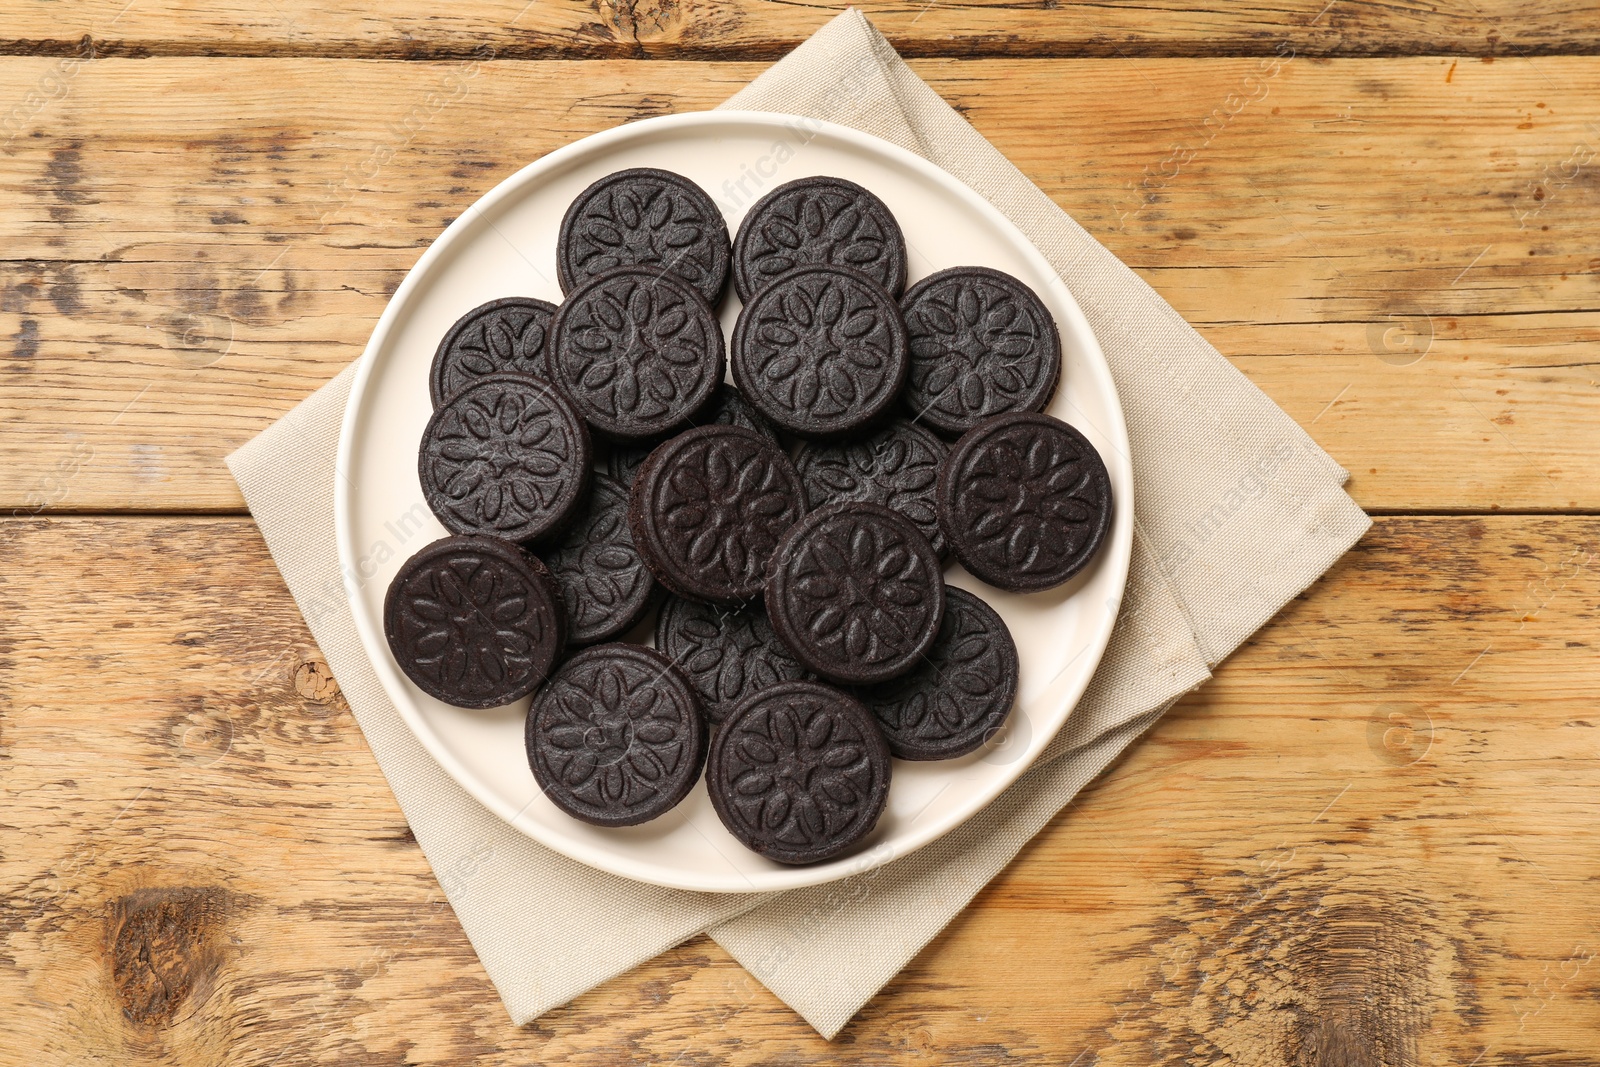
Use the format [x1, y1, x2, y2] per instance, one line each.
[335, 109, 1133, 893]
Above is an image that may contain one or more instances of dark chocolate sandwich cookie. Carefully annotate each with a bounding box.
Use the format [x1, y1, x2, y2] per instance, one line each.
[429, 296, 558, 408]
[795, 418, 949, 557]
[603, 383, 780, 487]
[709, 681, 890, 864]
[419, 374, 591, 546]
[548, 267, 724, 441]
[526, 643, 706, 827]
[557, 167, 730, 306]
[538, 473, 657, 646]
[766, 501, 944, 686]
[384, 535, 565, 709]
[731, 265, 908, 440]
[900, 266, 1061, 436]
[656, 595, 809, 724]
[855, 587, 1018, 760]
[628, 424, 805, 605]
[937, 412, 1112, 593]
[732, 176, 906, 301]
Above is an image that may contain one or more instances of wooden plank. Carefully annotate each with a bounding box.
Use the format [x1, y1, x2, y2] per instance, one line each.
[2, 56, 1597, 512]
[4, 0, 1596, 61]
[2, 515, 1597, 1062]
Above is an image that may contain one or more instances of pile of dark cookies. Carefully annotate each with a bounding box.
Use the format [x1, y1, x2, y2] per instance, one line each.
[384, 168, 1113, 866]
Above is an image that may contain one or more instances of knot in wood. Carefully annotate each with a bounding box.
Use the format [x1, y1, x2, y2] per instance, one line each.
[293, 659, 342, 704]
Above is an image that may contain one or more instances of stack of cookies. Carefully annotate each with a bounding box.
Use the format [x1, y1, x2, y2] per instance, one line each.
[384, 168, 1113, 865]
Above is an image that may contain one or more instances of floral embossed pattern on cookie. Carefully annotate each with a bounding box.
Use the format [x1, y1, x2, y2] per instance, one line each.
[731, 265, 908, 440]
[795, 418, 949, 557]
[707, 681, 891, 865]
[856, 587, 1019, 761]
[900, 266, 1061, 436]
[418, 374, 591, 545]
[732, 176, 907, 301]
[526, 643, 706, 826]
[628, 425, 805, 605]
[549, 268, 724, 441]
[656, 595, 809, 724]
[766, 501, 945, 685]
[557, 167, 731, 306]
[539, 473, 657, 646]
[384, 536, 565, 709]
[937, 412, 1113, 593]
[428, 297, 558, 408]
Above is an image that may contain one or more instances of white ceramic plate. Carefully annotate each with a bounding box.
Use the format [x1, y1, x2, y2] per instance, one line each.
[336, 111, 1132, 893]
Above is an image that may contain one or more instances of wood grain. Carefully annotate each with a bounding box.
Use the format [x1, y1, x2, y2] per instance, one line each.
[2, 515, 1597, 1063]
[5, 0, 1598, 61]
[2, 0, 1595, 1059]
[1, 55, 1596, 513]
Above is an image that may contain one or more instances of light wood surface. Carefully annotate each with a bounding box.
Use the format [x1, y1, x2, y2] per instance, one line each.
[2, 3, 1597, 1062]
[6, 0, 1596, 59]
[1, 56, 1597, 512]
[2, 516, 1596, 1064]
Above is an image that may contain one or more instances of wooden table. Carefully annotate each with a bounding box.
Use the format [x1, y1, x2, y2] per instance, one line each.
[3, 3, 1597, 1063]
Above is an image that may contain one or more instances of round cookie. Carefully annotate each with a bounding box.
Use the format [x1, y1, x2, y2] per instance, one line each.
[548, 267, 724, 441]
[384, 535, 565, 709]
[731, 176, 907, 301]
[418, 374, 591, 546]
[900, 266, 1062, 436]
[429, 296, 558, 408]
[557, 167, 731, 306]
[855, 587, 1018, 760]
[937, 412, 1113, 593]
[656, 595, 809, 724]
[731, 264, 908, 440]
[628, 424, 805, 606]
[765, 501, 945, 686]
[795, 418, 949, 557]
[538, 473, 657, 646]
[707, 681, 891, 865]
[603, 383, 780, 487]
[526, 643, 706, 827]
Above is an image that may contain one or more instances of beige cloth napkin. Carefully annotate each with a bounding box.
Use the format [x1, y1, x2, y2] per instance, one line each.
[228, 10, 1369, 1039]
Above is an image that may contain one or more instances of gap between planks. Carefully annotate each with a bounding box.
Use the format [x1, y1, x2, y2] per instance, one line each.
[4, 37, 1599, 63]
